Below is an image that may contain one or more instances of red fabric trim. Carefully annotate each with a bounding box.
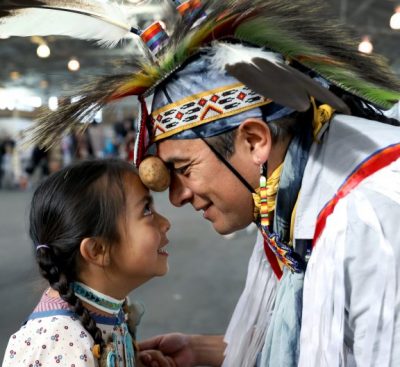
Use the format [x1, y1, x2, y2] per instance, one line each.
[263, 238, 283, 279]
[134, 95, 150, 166]
[313, 143, 400, 246]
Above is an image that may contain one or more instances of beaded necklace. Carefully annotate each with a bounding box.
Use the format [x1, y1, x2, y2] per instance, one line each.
[72, 282, 136, 367]
[73, 282, 125, 316]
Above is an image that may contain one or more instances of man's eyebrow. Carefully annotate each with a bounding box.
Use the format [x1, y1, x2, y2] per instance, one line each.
[163, 157, 190, 165]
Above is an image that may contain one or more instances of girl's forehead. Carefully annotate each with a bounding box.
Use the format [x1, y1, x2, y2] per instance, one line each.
[124, 173, 149, 202]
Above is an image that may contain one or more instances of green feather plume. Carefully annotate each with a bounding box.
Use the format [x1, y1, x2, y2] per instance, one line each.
[17, 0, 400, 147]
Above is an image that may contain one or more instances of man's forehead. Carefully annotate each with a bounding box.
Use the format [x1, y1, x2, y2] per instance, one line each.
[156, 139, 202, 163]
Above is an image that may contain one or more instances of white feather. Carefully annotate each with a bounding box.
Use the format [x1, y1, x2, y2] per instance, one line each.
[0, 1, 133, 47]
[209, 42, 284, 73]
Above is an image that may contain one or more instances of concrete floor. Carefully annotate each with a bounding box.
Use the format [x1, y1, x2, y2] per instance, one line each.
[0, 189, 256, 358]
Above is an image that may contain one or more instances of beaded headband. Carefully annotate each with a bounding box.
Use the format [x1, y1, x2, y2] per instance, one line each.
[151, 83, 272, 142]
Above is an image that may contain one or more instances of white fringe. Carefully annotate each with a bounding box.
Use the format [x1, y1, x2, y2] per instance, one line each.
[223, 231, 278, 367]
[299, 158, 400, 367]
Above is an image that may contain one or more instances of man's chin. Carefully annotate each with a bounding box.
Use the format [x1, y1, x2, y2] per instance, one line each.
[211, 219, 251, 236]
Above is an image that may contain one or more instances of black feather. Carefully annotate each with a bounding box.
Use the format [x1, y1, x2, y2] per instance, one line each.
[226, 57, 350, 113]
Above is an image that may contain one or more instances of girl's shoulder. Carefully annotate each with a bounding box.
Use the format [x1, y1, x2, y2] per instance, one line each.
[2, 298, 97, 367]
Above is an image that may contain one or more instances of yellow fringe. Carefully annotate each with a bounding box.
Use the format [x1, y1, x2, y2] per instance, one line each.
[253, 163, 283, 220]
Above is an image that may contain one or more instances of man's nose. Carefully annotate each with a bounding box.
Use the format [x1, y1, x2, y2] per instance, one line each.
[158, 213, 171, 233]
[169, 174, 193, 207]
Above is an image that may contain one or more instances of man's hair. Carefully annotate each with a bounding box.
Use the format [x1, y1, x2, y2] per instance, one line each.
[205, 93, 400, 160]
[205, 113, 299, 160]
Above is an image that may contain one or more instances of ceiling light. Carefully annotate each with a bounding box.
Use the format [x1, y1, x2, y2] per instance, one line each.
[390, 7, 400, 30]
[48, 96, 58, 111]
[27, 96, 42, 108]
[68, 58, 80, 72]
[358, 36, 373, 54]
[7, 103, 15, 111]
[37, 43, 50, 58]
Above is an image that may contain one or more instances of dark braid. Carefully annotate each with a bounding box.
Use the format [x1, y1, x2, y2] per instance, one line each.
[36, 247, 105, 348]
[31, 159, 137, 352]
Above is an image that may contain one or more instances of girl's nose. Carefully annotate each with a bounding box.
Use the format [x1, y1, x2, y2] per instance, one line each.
[158, 213, 171, 233]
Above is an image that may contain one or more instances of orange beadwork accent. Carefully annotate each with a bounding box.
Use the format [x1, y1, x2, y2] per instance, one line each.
[92, 344, 101, 359]
[177, 0, 202, 16]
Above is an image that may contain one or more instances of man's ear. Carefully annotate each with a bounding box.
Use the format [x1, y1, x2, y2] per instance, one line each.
[237, 118, 272, 164]
[80, 238, 110, 267]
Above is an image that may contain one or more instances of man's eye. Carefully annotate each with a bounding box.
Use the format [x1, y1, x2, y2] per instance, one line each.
[144, 203, 153, 216]
[174, 164, 190, 175]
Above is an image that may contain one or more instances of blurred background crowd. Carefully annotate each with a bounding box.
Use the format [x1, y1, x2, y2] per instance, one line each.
[0, 117, 136, 191]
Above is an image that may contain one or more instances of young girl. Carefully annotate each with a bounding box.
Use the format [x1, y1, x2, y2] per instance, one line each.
[2, 158, 174, 367]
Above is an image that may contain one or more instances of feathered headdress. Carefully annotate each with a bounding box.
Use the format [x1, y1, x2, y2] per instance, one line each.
[2, 0, 400, 153]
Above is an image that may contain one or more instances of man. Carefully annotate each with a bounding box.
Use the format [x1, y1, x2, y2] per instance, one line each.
[137, 50, 400, 367]
[130, 3, 400, 367]
[2, 0, 399, 366]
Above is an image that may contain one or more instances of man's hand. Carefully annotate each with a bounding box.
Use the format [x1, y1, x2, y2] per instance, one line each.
[139, 333, 195, 367]
[139, 333, 225, 367]
[137, 349, 178, 367]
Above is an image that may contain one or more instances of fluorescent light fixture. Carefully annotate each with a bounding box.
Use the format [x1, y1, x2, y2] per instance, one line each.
[27, 96, 42, 108]
[48, 96, 58, 111]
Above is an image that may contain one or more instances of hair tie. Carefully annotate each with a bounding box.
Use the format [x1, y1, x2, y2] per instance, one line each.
[36, 244, 50, 251]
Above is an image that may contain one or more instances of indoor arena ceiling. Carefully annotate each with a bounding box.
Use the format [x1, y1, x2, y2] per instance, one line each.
[0, 0, 399, 101]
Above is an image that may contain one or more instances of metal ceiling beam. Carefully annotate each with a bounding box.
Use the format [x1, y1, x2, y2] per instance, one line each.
[340, 0, 348, 22]
[349, 0, 376, 20]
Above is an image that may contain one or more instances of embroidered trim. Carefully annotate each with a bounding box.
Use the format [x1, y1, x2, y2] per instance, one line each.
[314, 142, 400, 246]
[73, 282, 125, 316]
[261, 229, 306, 274]
[27, 309, 123, 326]
[151, 83, 272, 141]
[263, 238, 283, 279]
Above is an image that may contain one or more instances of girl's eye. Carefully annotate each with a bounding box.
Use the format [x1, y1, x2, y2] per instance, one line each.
[143, 203, 154, 216]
